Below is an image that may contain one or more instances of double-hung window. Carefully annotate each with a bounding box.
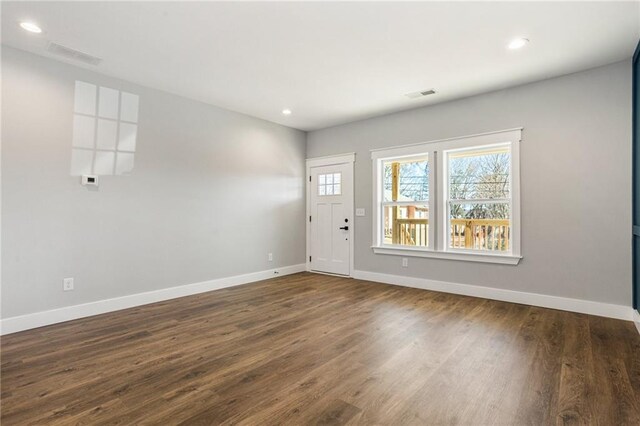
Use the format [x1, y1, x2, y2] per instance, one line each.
[372, 128, 521, 265]
[381, 155, 433, 248]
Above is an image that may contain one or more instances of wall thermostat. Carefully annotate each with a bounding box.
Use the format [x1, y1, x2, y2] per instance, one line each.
[81, 175, 99, 186]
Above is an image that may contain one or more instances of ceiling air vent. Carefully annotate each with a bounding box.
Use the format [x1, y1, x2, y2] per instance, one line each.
[405, 89, 436, 99]
[47, 42, 102, 66]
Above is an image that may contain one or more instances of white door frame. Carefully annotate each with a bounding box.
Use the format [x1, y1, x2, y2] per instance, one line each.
[306, 153, 356, 276]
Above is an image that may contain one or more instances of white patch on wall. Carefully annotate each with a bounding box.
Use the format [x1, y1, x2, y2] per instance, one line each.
[73, 81, 96, 115]
[70, 81, 139, 176]
[72, 115, 95, 148]
[70, 149, 93, 176]
[118, 122, 137, 151]
[98, 87, 119, 119]
[94, 151, 116, 175]
[96, 119, 117, 149]
[120, 92, 139, 123]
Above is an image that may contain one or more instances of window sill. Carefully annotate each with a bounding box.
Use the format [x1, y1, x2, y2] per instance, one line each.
[371, 246, 522, 265]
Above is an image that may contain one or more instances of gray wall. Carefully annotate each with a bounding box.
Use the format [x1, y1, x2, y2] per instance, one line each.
[1, 47, 307, 318]
[307, 60, 632, 306]
[2, 46, 632, 319]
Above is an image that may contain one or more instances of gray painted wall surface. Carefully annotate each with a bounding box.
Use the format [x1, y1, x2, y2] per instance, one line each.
[2, 47, 632, 319]
[307, 61, 632, 306]
[1, 47, 307, 318]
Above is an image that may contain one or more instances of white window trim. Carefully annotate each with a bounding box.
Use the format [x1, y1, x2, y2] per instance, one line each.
[371, 128, 522, 265]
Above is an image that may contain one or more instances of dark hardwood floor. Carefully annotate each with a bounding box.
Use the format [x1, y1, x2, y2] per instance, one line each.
[1, 272, 639, 425]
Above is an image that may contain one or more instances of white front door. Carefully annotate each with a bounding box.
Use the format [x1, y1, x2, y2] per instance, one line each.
[310, 163, 352, 275]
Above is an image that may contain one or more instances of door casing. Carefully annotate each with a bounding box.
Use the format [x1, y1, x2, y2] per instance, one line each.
[306, 153, 355, 276]
[632, 39, 640, 313]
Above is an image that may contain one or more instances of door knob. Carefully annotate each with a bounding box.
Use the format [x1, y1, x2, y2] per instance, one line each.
[339, 226, 349, 230]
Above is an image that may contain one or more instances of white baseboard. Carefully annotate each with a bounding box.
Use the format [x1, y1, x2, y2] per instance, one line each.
[0, 264, 306, 335]
[352, 270, 635, 321]
[634, 310, 640, 335]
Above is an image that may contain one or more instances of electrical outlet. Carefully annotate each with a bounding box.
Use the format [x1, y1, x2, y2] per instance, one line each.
[268, 253, 273, 262]
[63, 277, 74, 291]
[402, 258, 408, 268]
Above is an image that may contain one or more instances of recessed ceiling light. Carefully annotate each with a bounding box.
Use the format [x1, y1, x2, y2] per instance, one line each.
[282, 109, 292, 116]
[508, 38, 529, 50]
[20, 21, 42, 33]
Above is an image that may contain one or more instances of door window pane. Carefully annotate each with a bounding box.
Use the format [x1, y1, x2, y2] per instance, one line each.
[318, 173, 342, 196]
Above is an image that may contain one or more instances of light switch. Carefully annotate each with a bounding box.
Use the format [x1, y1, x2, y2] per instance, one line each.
[355, 208, 365, 217]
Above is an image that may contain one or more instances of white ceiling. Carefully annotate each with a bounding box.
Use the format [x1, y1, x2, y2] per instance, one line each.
[2, 1, 639, 131]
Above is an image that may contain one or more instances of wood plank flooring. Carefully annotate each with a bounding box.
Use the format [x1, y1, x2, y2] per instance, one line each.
[1, 272, 639, 425]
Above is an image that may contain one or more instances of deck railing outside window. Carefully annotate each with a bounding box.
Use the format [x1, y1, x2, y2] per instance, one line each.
[385, 217, 510, 251]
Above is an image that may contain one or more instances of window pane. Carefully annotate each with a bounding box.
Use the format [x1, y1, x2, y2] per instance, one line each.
[318, 174, 341, 196]
[449, 203, 510, 251]
[383, 163, 392, 201]
[326, 185, 334, 195]
[383, 157, 429, 202]
[383, 204, 429, 247]
[448, 146, 510, 200]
